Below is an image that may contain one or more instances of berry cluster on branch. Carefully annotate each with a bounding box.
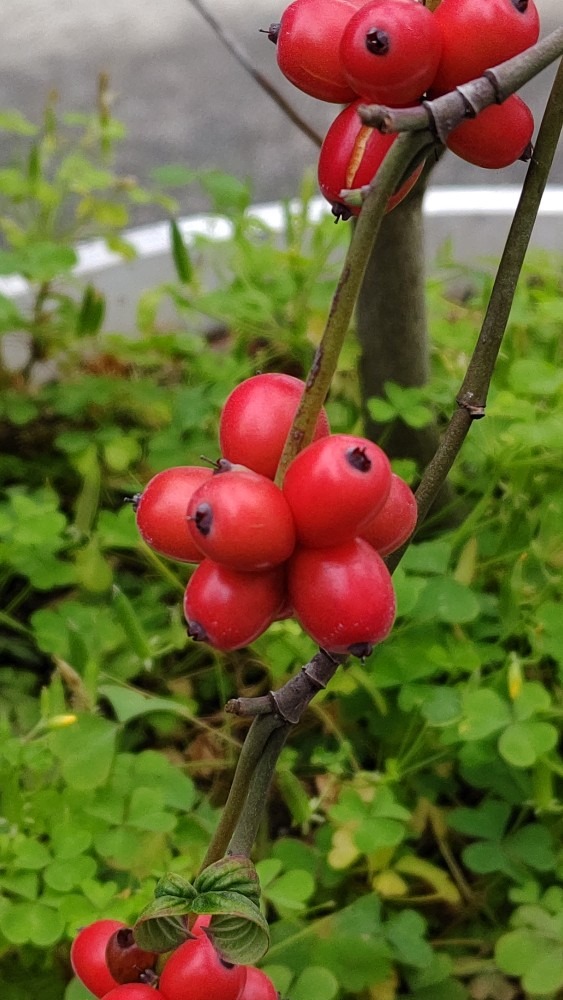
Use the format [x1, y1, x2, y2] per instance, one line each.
[135, 373, 417, 657]
[266, 0, 540, 217]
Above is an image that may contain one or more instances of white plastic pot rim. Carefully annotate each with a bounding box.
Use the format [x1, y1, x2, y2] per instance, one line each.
[1, 184, 562, 298]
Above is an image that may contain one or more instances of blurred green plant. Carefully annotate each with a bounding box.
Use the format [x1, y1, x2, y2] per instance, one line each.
[0, 94, 562, 999]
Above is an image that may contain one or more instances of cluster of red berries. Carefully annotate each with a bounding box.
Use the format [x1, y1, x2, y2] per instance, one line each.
[267, 0, 540, 218]
[71, 917, 277, 1000]
[134, 373, 417, 657]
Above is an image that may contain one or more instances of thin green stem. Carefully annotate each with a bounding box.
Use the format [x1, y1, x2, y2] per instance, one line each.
[275, 130, 437, 484]
[199, 714, 282, 870]
[227, 723, 291, 857]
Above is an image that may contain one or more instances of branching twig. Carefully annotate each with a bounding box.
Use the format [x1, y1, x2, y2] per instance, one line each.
[386, 55, 563, 569]
[185, 0, 322, 148]
[358, 26, 563, 142]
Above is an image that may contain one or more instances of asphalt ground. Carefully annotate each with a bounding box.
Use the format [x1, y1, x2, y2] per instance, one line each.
[1, 0, 562, 220]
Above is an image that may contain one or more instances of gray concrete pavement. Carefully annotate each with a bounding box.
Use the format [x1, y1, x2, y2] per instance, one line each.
[1, 0, 562, 221]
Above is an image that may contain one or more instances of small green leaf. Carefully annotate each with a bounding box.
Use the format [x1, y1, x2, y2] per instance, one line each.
[412, 578, 480, 624]
[193, 856, 261, 903]
[134, 908, 190, 953]
[421, 688, 463, 727]
[49, 715, 117, 789]
[499, 721, 558, 768]
[111, 587, 153, 663]
[151, 164, 197, 186]
[401, 540, 452, 575]
[127, 788, 176, 833]
[449, 799, 510, 840]
[496, 928, 563, 995]
[0, 900, 65, 946]
[203, 906, 270, 965]
[367, 397, 396, 423]
[170, 219, 192, 283]
[134, 873, 195, 951]
[155, 873, 197, 900]
[76, 284, 105, 336]
[43, 855, 97, 891]
[13, 838, 52, 870]
[263, 869, 315, 913]
[385, 910, 433, 969]
[459, 690, 512, 741]
[289, 967, 339, 1000]
[99, 685, 196, 724]
[0, 872, 39, 901]
[0, 110, 38, 134]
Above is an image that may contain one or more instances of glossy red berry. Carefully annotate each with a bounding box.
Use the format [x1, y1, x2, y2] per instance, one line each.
[158, 933, 247, 1000]
[135, 466, 213, 562]
[103, 983, 166, 1000]
[282, 434, 392, 548]
[239, 966, 279, 1000]
[219, 373, 330, 480]
[360, 473, 417, 556]
[187, 469, 296, 571]
[340, 0, 442, 105]
[431, 0, 540, 93]
[446, 96, 534, 169]
[288, 538, 396, 655]
[71, 919, 125, 998]
[105, 927, 158, 985]
[184, 560, 286, 650]
[103, 987, 166, 999]
[317, 99, 423, 219]
[271, 0, 367, 103]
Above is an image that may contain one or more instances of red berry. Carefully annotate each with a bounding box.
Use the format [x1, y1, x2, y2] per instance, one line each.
[431, 0, 540, 93]
[239, 967, 278, 1000]
[158, 934, 247, 1000]
[184, 560, 287, 650]
[282, 434, 392, 548]
[105, 927, 158, 985]
[102, 987, 166, 999]
[219, 374, 330, 480]
[446, 96, 534, 169]
[340, 0, 442, 106]
[271, 0, 367, 103]
[288, 538, 396, 655]
[135, 466, 213, 562]
[187, 469, 296, 572]
[317, 99, 424, 220]
[71, 920, 125, 998]
[360, 473, 417, 556]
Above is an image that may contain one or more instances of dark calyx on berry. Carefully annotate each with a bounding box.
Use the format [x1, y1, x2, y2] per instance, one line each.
[511, 0, 529, 11]
[125, 493, 142, 511]
[193, 502, 213, 536]
[331, 202, 353, 222]
[187, 621, 208, 642]
[214, 458, 235, 474]
[348, 642, 374, 660]
[267, 21, 281, 43]
[346, 446, 371, 473]
[365, 28, 390, 55]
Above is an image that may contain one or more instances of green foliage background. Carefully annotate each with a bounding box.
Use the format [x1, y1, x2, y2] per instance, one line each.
[0, 103, 562, 1000]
